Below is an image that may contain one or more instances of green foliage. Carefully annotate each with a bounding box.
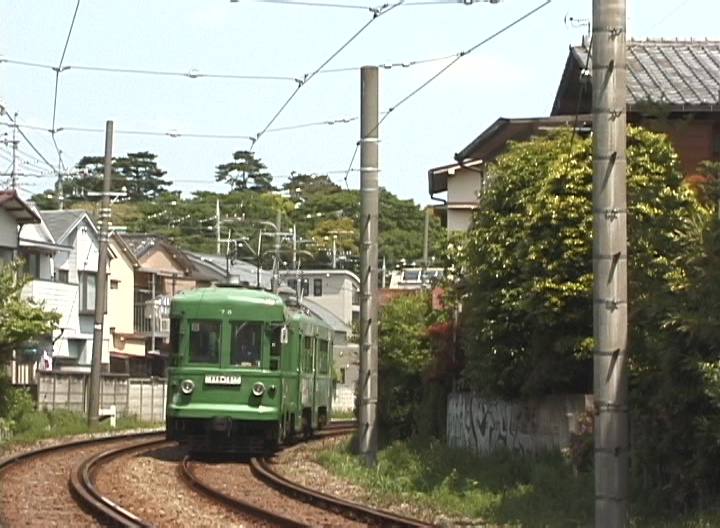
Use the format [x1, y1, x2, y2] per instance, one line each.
[317, 437, 594, 526]
[0, 260, 60, 364]
[376, 291, 447, 440]
[33, 151, 172, 208]
[460, 126, 696, 398]
[215, 149, 273, 192]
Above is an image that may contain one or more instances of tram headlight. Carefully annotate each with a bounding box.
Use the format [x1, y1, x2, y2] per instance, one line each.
[180, 379, 195, 395]
[252, 381, 265, 397]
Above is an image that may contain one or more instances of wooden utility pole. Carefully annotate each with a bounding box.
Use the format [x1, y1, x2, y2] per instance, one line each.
[592, 0, 629, 525]
[87, 120, 114, 428]
[358, 65, 379, 467]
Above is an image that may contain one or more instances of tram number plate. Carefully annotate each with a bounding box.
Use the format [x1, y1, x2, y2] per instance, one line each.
[204, 375, 242, 386]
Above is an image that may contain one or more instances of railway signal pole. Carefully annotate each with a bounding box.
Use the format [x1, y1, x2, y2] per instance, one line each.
[87, 120, 114, 429]
[358, 65, 379, 467]
[591, 0, 629, 525]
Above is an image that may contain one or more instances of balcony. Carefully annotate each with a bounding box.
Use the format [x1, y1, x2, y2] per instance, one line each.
[133, 294, 171, 336]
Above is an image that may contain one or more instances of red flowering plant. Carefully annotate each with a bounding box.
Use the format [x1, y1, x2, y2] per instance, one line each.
[566, 410, 594, 473]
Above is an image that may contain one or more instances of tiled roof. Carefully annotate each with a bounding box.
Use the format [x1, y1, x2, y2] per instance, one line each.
[119, 233, 158, 259]
[571, 38, 720, 108]
[39, 210, 90, 242]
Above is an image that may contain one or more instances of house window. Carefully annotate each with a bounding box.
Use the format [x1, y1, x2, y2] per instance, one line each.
[313, 278, 323, 297]
[56, 269, 69, 283]
[79, 272, 97, 314]
[67, 339, 86, 359]
[301, 279, 309, 297]
[0, 247, 12, 263]
[19, 250, 41, 279]
[110, 280, 119, 289]
[287, 279, 297, 290]
[352, 287, 360, 306]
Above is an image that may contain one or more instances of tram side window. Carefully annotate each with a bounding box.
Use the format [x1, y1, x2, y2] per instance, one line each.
[318, 339, 329, 374]
[269, 325, 284, 371]
[169, 317, 181, 366]
[232, 322, 262, 367]
[303, 336, 313, 372]
[188, 320, 220, 364]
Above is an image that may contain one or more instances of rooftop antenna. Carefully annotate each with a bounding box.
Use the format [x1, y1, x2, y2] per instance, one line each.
[565, 13, 591, 43]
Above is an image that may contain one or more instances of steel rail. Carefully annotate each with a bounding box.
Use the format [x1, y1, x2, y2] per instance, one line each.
[0, 429, 164, 472]
[68, 433, 167, 528]
[250, 457, 436, 528]
[178, 454, 310, 528]
[250, 422, 436, 528]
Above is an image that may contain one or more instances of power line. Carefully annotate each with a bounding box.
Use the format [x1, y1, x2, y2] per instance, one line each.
[639, 0, 692, 36]
[0, 111, 57, 174]
[51, 0, 81, 172]
[3, 110, 369, 140]
[250, 0, 405, 148]
[341, 0, 551, 177]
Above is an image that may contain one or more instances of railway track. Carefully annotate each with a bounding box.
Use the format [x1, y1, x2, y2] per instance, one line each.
[182, 420, 436, 528]
[68, 433, 167, 527]
[2, 420, 436, 527]
[0, 430, 165, 527]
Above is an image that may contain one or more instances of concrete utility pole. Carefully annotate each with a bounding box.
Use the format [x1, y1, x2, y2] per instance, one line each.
[358, 65, 379, 467]
[422, 207, 430, 282]
[272, 209, 282, 293]
[87, 120, 114, 428]
[216, 199, 221, 255]
[591, 1, 628, 526]
[10, 113, 18, 190]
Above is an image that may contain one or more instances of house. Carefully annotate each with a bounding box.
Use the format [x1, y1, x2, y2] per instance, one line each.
[106, 233, 145, 375]
[39, 209, 114, 373]
[429, 38, 720, 232]
[278, 269, 360, 330]
[115, 233, 218, 376]
[551, 37, 720, 176]
[0, 190, 40, 262]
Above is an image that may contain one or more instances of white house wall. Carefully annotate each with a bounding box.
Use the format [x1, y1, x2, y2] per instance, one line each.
[76, 225, 100, 275]
[0, 209, 18, 249]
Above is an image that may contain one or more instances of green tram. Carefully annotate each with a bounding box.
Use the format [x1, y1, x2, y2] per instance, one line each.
[165, 281, 334, 453]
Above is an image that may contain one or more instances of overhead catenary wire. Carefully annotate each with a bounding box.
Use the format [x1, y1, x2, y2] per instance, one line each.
[341, 0, 552, 177]
[0, 111, 57, 173]
[51, 0, 81, 173]
[249, 0, 405, 149]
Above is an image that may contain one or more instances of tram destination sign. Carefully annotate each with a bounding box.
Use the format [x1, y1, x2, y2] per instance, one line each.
[204, 375, 242, 386]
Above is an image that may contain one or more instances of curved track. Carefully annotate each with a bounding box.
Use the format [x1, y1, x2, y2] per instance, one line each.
[68, 433, 167, 527]
[0, 430, 165, 527]
[182, 420, 436, 528]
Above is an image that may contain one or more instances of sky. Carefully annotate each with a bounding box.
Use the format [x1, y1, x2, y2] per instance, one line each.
[0, 0, 716, 207]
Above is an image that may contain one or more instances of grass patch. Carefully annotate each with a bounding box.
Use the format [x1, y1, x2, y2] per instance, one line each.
[0, 409, 162, 450]
[316, 436, 593, 527]
[315, 437, 720, 527]
[331, 409, 356, 420]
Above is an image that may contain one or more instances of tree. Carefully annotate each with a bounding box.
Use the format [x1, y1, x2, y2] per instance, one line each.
[215, 150, 273, 192]
[0, 261, 61, 364]
[31, 151, 171, 208]
[115, 151, 172, 200]
[460, 126, 698, 398]
[376, 291, 447, 440]
[282, 172, 341, 199]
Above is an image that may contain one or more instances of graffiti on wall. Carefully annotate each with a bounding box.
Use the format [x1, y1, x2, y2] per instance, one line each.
[446, 393, 587, 455]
